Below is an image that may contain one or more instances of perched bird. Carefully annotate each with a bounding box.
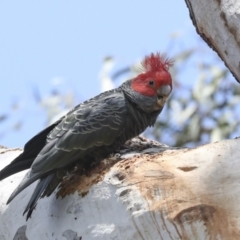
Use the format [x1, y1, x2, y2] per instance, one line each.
[0, 52, 173, 220]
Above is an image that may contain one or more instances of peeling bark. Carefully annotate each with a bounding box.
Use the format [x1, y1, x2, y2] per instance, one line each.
[185, 0, 240, 83]
[1, 138, 240, 239]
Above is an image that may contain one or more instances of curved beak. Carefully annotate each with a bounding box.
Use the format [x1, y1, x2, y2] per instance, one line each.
[157, 85, 171, 98]
[156, 85, 172, 107]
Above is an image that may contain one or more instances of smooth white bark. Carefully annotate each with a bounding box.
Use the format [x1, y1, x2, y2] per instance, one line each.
[1, 138, 240, 239]
[185, 0, 240, 82]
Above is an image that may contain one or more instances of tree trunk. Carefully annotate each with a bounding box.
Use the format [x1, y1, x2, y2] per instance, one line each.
[185, 0, 240, 83]
[1, 138, 240, 240]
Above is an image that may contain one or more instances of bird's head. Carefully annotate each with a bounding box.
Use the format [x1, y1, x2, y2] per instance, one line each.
[131, 52, 173, 111]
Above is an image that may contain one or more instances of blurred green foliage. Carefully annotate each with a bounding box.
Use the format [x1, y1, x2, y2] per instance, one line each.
[150, 51, 240, 147]
[1, 39, 240, 148]
[107, 44, 240, 147]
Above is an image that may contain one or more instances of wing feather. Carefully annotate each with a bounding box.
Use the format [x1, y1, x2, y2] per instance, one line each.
[8, 92, 127, 203]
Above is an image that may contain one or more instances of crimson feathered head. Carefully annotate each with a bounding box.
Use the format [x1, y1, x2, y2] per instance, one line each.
[131, 52, 173, 98]
[128, 52, 173, 111]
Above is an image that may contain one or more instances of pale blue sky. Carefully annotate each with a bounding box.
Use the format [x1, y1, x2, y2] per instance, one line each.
[0, 1, 199, 147]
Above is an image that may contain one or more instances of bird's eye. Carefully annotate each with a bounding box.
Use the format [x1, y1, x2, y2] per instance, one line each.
[148, 80, 155, 86]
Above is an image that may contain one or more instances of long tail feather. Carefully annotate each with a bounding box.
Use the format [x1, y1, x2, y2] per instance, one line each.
[0, 157, 34, 181]
[7, 172, 42, 204]
[23, 173, 54, 220]
[42, 169, 66, 198]
[0, 121, 60, 181]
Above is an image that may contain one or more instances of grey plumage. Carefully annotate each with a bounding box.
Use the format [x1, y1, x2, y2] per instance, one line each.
[0, 52, 173, 220]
